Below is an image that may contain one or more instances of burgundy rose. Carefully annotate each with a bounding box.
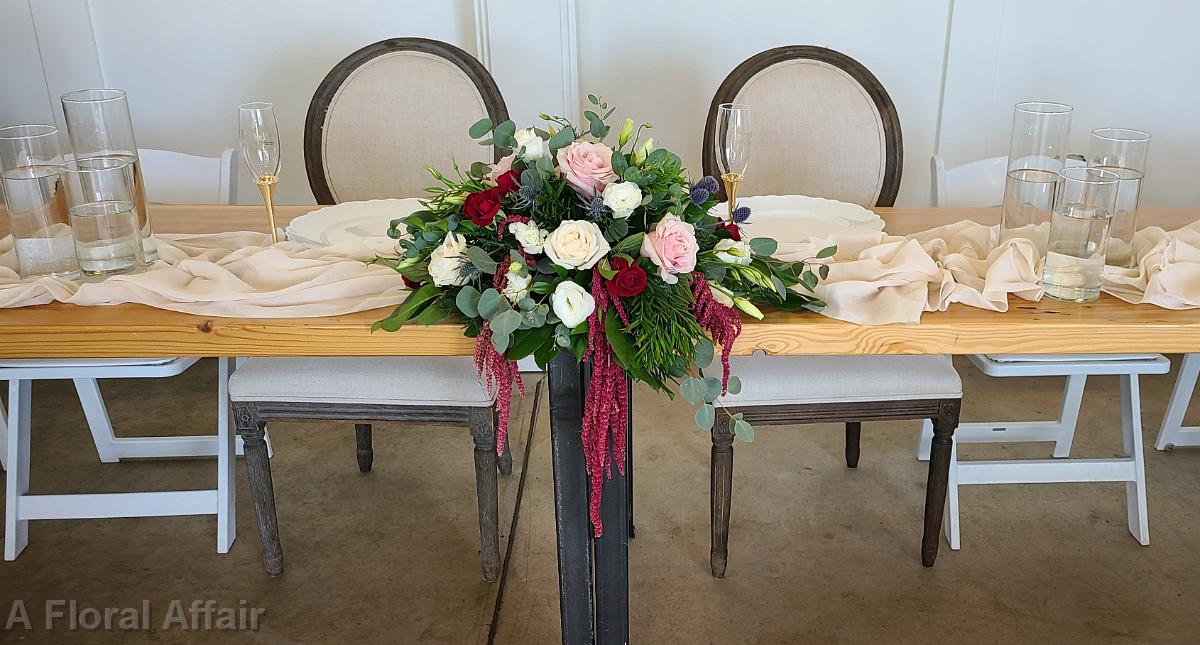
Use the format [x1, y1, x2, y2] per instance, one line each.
[607, 256, 647, 297]
[401, 275, 421, 289]
[464, 188, 503, 226]
[495, 169, 521, 194]
[716, 220, 742, 241]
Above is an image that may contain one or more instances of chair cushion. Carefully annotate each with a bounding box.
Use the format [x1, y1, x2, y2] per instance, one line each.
[717, 355, 961, 407]
[970, 353, 1169, 376]
[228, 357, 493, 406]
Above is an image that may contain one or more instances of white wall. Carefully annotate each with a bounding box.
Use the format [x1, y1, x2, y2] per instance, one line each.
[2, 0, 1198, 208]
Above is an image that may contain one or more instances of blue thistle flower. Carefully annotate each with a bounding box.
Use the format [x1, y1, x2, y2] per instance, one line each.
[732, 205, 751, 223]
[583, 196, 611, 221]
[689, 186, 711, 206]
[697, 176, 720, 193]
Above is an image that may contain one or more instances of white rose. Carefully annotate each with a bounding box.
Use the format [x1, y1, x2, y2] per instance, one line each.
[427, 232, 470, 286]
[710, 285, 735, 307]
[713, 238, 753, 266]
[551, 280, 595, 328]
[508, 221, 548, 254]
[514, 128, 545, 161]
[544, 220, 611, 270]
[502, 270, 531, 303]
[602, 181, 642, 219]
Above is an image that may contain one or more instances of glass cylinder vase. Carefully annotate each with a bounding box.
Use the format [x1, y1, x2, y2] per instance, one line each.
[1042, 166, 1120, 303]
[1088, 128, 1150, 268]
[60, 157, 146, 279]
[1001, 101, 1073, 244]
[0, 124, 80, 280]
[61, 89, 158, 263]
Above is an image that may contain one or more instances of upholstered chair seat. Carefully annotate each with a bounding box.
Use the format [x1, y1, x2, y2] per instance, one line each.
[719, 355, 961, 407]
[229, 357, 493, 407]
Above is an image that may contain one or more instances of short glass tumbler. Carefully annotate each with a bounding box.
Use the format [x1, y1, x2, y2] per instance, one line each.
[61, 89, 157, 263]
[1088, 128, 1150, 267]
[0, 125, 79, 280]
[60, 157, 146, 278]
[1042, 167, 1120, 303]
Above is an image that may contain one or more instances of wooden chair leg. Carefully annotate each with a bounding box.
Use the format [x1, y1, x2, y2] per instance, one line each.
[922, 399, 960, 567]
[470, 407, 501, 582]
[710, 413, 735, 578]
[498, 432, 513, 475]
[234, 402, 283, 576]
[354, 423, 373, 473]
[844, 421, 861, 468]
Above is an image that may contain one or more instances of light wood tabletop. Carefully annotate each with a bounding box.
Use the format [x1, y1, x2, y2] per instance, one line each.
[0, 204, 1196, 358]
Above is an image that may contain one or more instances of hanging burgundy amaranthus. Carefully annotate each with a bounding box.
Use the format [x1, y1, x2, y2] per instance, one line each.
[690, 272, 743, 394]
[474, 270, 525, 458]
[580, 267, 630, 536]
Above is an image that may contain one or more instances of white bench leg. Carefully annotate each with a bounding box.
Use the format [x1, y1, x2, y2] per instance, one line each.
[1122, 374, 1150, 545]
[945, 441, 960, 550]
[917, 374, 1087, 461]
[1155, 354, 1200, 451]
[0, 398, 8, 471]
[5, 380, 32, 560]
[217, 357, 236, 553]
[73, 378, 121, 463]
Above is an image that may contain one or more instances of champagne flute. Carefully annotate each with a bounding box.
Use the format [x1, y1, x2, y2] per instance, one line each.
[714, 103, 751, 219]
[238, 102, 282, 242]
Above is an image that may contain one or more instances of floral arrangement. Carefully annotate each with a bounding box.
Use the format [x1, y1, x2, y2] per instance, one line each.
[376, 95, 831, 534]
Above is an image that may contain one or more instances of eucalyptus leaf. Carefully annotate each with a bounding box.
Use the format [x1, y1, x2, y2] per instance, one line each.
[680, 377, 706, 405]
[693, 338, 715, 369]
[816, 245, 837, 259]
[491, 331, 511, 353]
[477, 288, 507, 319]
[493, 120, 517, 148]
[490, 309, 523, 336]
[468, 117, 492, 139]
[611, 151, 628, 176]
[466, 246, 499, 274]
[770, 275, 788, 299]
[725, 375, 742, 395]
[749, 237, 778, 256]
[455, 285, 481, 318]
[548, 127, 576, 153]
[732, 418, 754, 442]
[694, 403, 715, 431]
[819, 264, 830, 280]
[801, 270, 818, 290]
[702, 376, 723, 403]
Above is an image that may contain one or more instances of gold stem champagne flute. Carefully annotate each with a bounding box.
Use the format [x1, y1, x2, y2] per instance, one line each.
[238, 102, 282, 243]
[714, 103, 751, 220]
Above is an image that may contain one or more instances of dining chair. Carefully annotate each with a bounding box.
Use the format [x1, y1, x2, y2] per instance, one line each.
[1155, 353, 1200, 450]
[2, 148, 249, 559]
[701, 46, 962, 577]
[923, 154, 1169, 548]
[225, 38, 511, 582]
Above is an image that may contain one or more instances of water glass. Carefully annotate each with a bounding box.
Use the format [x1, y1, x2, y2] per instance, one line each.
[1042, 167, 1120, 303]
[0, 125, 79, 280]
[1088, 128, 1150, 267]
[1001, 101, 1073, 241]
[61, 89, 157, 263]
[60, 157, 145, 278]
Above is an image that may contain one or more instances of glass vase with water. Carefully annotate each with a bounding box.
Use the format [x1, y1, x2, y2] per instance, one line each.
[0, 124, 80, 280]
[60, 157, 145, 278]
[1041, 166, 1120, 303]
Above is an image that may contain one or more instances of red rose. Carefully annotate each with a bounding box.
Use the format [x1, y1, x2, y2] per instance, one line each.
[464, 188, 503, 226]
[495, 169, 521, 194]
[716, 220, 741, 241]
[607, 257, 647, 297]
[401, 275, 421, 289]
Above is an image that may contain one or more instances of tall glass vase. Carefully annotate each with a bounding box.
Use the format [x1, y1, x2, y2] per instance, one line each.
[1000, 101, 1073, 245]
[0, 124, 79, 280]
[60, 89, 158, 263]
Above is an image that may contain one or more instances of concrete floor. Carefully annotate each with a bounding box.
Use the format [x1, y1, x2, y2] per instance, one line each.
[2, 356, 1200, 643]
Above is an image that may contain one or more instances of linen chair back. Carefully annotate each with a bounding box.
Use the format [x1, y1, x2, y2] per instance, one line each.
[139, 148, 238, 205]
[304, 38, 508, 204]
[703, 46, 902, 207]
[930, 155, 1007, 208]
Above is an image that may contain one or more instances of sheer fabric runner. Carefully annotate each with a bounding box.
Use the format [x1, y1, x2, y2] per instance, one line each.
[0, 220, 1196, 323]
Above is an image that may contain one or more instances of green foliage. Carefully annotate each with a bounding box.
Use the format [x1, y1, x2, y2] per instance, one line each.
[624, 277, 703, 390]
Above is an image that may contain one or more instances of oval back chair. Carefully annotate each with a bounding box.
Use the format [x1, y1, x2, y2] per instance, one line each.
[702, 45, 902, 207]
[304, 37, 508, 204]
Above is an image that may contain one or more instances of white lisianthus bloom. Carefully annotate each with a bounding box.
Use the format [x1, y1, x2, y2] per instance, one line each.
[514, 128, 545, 161]
[710, 285, 735, 307]
[502, 270, 531, 303]
[602, 181, 642, 219]
[713, 238, 753, 265]
[427, 232, 471, 286]
[508, 221, 548, 254]
[551, 280, 595, 328]
[543, 220, 611, 270]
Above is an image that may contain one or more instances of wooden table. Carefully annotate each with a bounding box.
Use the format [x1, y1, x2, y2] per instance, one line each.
[2, 204, 1198, 645]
